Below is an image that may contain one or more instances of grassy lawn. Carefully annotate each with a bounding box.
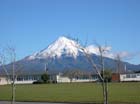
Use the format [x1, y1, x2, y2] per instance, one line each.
[0, 82, 140, 103]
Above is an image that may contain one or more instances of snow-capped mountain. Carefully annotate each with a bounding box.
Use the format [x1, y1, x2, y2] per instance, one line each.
[26, 36, 113, 60]
[27, 36, 83, 60]
[1, 36, 140, 75]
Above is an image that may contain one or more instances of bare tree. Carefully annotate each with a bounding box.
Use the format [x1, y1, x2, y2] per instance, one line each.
[69, 37, 109, 104]
[98, 45, 108, 104]
[117, 54, 125, 74]
[0, 46, 17, 104]
[6, 46, 16, 104]
[114, 54, 125, 82]
[74, 40, 109, 104]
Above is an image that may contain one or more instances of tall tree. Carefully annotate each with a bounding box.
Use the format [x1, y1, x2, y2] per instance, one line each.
[75, 40, 109, 104]
[6, 46, 16, 104]
[0, 46, 23, 104]
[115, 54, 125, 74]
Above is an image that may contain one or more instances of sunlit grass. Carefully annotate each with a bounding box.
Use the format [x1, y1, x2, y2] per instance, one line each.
[0, 82, 140, 103]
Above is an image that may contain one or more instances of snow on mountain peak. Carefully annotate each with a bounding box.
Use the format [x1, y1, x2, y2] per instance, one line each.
[27, 36, 82, 60]
[27, 36, 115, 60]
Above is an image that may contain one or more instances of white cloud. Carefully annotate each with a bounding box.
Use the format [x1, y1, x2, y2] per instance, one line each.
[114, 51, 140, 61]
[114, 52, 130, 59]
[85, 45, 135, 61]
[85, 45, 114, 58]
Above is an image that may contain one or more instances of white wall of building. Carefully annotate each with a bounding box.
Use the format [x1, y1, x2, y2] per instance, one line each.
[0, 78, 36, 85]
[56, 75, 71, 83]
[14, 80, 36, 84]
[1, 74, 98, 85]
[56, 74, 97, 83]
[0, 75, 41, 85]
[120, 73, 140, 81]
[72, 78, 97, 82]
[0, 77, 10, 85]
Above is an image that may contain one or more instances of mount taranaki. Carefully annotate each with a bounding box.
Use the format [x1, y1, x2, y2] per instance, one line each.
[1, 36, 140, 75]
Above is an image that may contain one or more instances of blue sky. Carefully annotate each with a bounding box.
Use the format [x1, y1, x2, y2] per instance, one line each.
[0, 0, 140, 64]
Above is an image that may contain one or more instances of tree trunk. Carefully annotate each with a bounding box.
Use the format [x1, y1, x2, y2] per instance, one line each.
[11, 57, 16, 104]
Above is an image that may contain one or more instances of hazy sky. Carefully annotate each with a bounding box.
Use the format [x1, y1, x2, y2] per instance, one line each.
[0, 0, 140, 64]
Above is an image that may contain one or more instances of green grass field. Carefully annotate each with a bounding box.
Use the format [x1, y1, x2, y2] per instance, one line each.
[0, 82, 140, 104]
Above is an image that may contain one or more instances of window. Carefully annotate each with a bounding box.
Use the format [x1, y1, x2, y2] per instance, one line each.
[17, 76, 24, 81]
[123, 76, 126, 79]
[126, 74, 130, 78]
[126, 74, 137, 78]
[29, 76, 33, 80]
[24, 76, 29, 81]
[137, 74, 140, 76]
[131, 74, 136, 78]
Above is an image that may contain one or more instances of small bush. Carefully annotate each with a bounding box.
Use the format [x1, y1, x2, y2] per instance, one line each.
[41, 73, 49, 82]
[33, 80, 44, 84]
